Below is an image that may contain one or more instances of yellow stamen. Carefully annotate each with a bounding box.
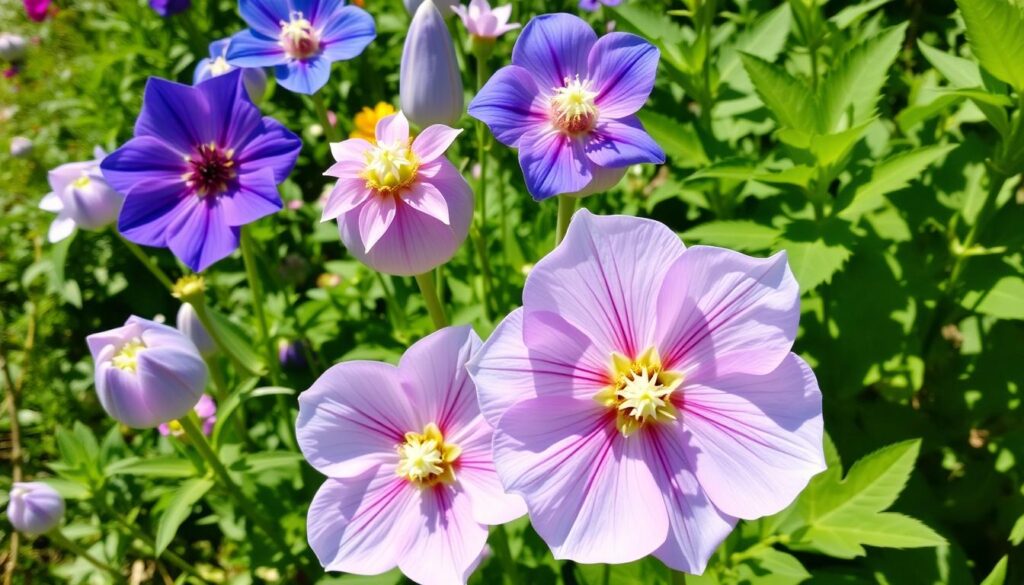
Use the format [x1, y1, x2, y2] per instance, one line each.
[362, 140, 419, 193]
[396, 423, 461, 487]
[72, 174, 91, 188]
[112, 338, 146, 372]
[551, 75, 599, 135]
[594, 346, 682, 437]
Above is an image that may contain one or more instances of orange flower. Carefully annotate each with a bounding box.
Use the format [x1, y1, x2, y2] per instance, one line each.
[350, 102, 396, 142]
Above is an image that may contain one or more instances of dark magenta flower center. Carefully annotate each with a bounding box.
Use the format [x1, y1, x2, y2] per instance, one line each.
[184, 143, 236, 197]
[280, 13, 321, 60]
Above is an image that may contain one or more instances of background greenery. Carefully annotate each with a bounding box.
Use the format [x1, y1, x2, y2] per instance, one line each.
[0, 0, 1021, 583]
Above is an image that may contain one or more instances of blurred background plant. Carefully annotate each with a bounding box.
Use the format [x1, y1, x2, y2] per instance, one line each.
[0, 0, 1021, 583]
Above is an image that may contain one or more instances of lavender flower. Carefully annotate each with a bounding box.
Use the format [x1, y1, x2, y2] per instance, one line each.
[469, 13, 664, 200]
[400, 0, 464, 127]
[149, 0, 191, 16]
[100, 70, 301, 272]
[6, 483, 64, 536]
[194, 38, 267, 104]
[39, 147, 124, 242]
[227, 0, 376, 95]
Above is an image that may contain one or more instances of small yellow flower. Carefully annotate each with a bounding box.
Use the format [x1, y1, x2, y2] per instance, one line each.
[350, 102, 397, 142]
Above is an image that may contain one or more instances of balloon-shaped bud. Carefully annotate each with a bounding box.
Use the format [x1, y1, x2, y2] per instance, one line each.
[39, 147, 124, 243]
[175, 303, 216, 357]
[7, 482, 64, 536]
[404, 0, 459, 16]
[86, 316, 208, 429]
[400, 0, 464, 128]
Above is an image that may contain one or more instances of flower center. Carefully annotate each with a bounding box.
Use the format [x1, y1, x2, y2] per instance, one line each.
[183, 143, 236, 197]
[209, 56, 233, 77]
[73, 174, 91, 188]
[279, 12, 320, 60]
[165, 420, 184, 435]
[550, 75, 599, 135]
[363, 140, 419, 193]
[595, 347, 682, 437]
[112, 338, 146, 372]
[396, 423, 460, 487]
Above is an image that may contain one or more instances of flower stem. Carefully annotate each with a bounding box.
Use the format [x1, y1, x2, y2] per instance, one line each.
[474, 55, 495, 318]
[555, 195, 576, 246]
[414, 270, 448, 330]
[48, 529, 123, 582]
[240, 228, 282, 387]
[312, 92, 342, 143]
[116, 233, 174, 292]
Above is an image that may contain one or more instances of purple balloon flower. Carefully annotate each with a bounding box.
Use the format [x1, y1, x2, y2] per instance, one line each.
[468, 210, 825, 572]
[579, 0, 621, 12]
[226, 0, 376, 95]
[149, 0, 191, 17]
[7, 482, 64, 536]
[469, 13, 665, 200]
[100, 70, 301, 272]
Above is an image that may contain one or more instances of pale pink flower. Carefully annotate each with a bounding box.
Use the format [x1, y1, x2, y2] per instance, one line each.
[452, 0, 520, 40]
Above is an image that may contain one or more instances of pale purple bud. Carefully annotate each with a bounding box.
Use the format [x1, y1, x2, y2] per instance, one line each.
[0, 33, 27, 62]
[10, 136, 32, 158]
[7, 482, 64, 536]
[86, 316, 208, 429]
[404, 0, 459, 16]
[39, 147, 124, 242]
[400, 0, 464, 127]
[175, 303, 216, 357]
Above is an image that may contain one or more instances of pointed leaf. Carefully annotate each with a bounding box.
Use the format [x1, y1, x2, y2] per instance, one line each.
[683, 221, 782, 251]
[155, 478, 214, 555]
[819, 24, 907, 132]
[956, 0, 1024, 91]
[741, 53, 817, 133]
[837, 144, 957, 220]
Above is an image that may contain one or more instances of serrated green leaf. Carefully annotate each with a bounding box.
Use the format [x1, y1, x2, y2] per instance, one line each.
[819, 24, 907, 133]
[105, 456, 197, 478]
[956, 0, 1024, 91]
[918, 41, 983, 87]
[979, 555, 1008, 585]
[804, 512, 946, 555]
[738, 548, 811, 585]
[636, 110, 708, 167]
[830, 0, 893, 29]
[837, 144, 957, 220]
[961, 275, 1024, 319]
[718, 4, 792, 91]
[777, 239, 851, 293]
[741, 53, 817, 133]
[809, 120, 876, 168]
[682, 221, 781, 251]
[155, 478, 214, 556]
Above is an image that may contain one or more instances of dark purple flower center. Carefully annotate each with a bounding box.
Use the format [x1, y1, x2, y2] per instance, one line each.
[280, 12, 321, 60]
[184, 143, 236, 197]
[550, 76, 599, 136]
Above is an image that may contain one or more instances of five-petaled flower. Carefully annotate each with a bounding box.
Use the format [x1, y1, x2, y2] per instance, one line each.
[468, 210, 825, 573]
[322, 111, 472, 276]
[297, 326, 526, 585]
[227, 0, 376, 95]
[100, 70, 301, 272]
[469, 13, 665, 200]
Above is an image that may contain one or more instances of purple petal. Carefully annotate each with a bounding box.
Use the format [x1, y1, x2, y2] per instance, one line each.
[226, 29, 289, 68]
[376, 112, 410, 145]
[297, 361, 417, 479]
[402, 180, 451, 225]
[448, 418, 529, 525]
[322, 177, 373, 221]
[307, 468, 418, 574]
[411, 125, 462, 163]
[518, 127, 593, 201]
[235, 117, 302, 182]
[238, 0, 289, 37]
[220, 168, 283, 226]
[329, 138, 374, 166]
[397, 326, 481, 433]
[512, 13, 597, 90]
[319, 5, 376, 61]
[358, 195, 397, 253]
[100, 136, 187, 196]
[195, 70, 264, 150]
[165, 196, 241, 272]
[585, 116, 665, 167]
[117, 178, 191, 247]
[275, 57, 331, 95]
[523, 209, 685, 358]
[589, 32, 659, 118]
[568, 163, 627, 197]
[398, 485, 488, 585]
[134, 78, 213, 152]
[654, 246, 799, 379]
[468, 65, 547, 147]
[492, 396, 669, 563]
[136, 346, 208, 426]
[681, 354, 825, 519]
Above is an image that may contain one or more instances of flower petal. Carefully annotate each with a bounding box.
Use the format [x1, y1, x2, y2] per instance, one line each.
[585, 115, 665, 168]
[402, 180, 451, 225]
[411, 125, 463, 163]
[239, 0, 289, 37]
[117, 178, 191, 248]
[226, 29, 289, 68]
[319, 5, 376, 61]
[589, 32, 659, 118]
[398, 485, 489, 585]
[681, 353, 825, 519]
[523, 209, 685, 358]
[517, 126, 593, 201]
[219, 168, 283, 226]
[493, 396, 668, 563]
[234, 117, 303, 182]
[655, 246, 799, 379]
[134, 78, 212, 152]
[468, 65, 546, 147]
[449, 417, 529, 525]
[47, 214, 76, 243]
[358, 195, 397, 253]
[39, 191, 63, 212]
[275, 57, 332, 95]
[322, 177, 373, 222]
[376, 112, 410, 145]
[307, 468, 418, 575]
[512, 13, 597, 90]
[165, 196, 241, 272]
[297, 360, 415, 479]
[195, 70, 264, 150]
[330, 138, 374, 166]
[398, 326, 481, 432]
[100, 136, 188, 197]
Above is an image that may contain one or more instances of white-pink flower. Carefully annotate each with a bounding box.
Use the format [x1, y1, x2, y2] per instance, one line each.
[322, 112, 473, 276]
[452, 0, 520, 40]
[296, 326, 526, 584]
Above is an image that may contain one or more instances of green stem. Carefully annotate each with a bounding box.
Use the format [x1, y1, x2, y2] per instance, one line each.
[375, 272, 407, 332]
[240, 229, 282, 387]
[949, 169, 1008, 287]
[116, 233, 174, 291]
[555, 196, 576, 246]
[205, 356, 228, 404]
[474, 55, 495, 319]
[414, 270, 448, 329]
[184, 300, 251, 381]
[312, 92, 342, 143]
[48, 530, 123, 582]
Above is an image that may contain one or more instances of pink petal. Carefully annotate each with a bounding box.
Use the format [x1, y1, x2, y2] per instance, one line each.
[296, 361, 417, 479]
[402, 180, 451, 225]
[330, 138, 374, 165]
[449, 417, 528, 525]
[307, 467, 419, 574]
[324, 159, 366, 179]
[376, 112, 410, 145]
[322, 178, 373, 222]
[493, 396, 669, 563]
[398, 486, 489, 585]
[398, 326, 482, 433]
[523, 209, 685, 359]
[681, 353, 825, 519]
[411, 125, 462, 163]
[358, 194, 398, 253]
[654, 246, 799, 379]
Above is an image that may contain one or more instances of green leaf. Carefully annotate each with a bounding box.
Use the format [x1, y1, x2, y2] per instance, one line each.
[830, 0, 893, 29]
[231, 451, 305, 474]
[808, 120, 876, 168]
[205, 306, 265, 376]
[1009, 513, 1024, 545]
[682, 221, 782, 251]
[819, 24, 907, 133]
[918, 41, 984, 88]
[979, 556, 1007, 585]
[779, 239, 851, 293]
[740, 53, 817, 133]
[105, 456, 197, 479]
[737, 548, 811, 585]
[956, 0, 1024, 91]
[961, 275, 1024, 319]
[155, 478, 214, 556]
[837, 144, 957, 220]
[636, 110, 708, 167]
[718, 4, 792, 91]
